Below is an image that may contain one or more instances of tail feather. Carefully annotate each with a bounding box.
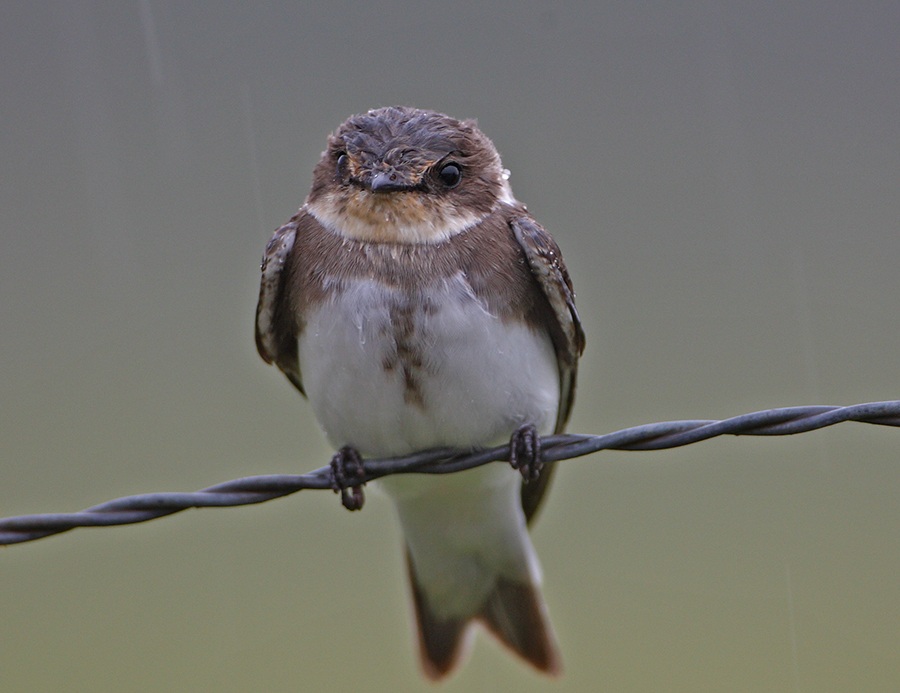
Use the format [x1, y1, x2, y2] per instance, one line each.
[406, 551, 562, 680]
[479, 575, 562, 675]
[407, 554, 469, 679]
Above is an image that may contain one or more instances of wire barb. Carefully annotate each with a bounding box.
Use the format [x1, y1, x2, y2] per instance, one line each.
[2, 400, 898, 546]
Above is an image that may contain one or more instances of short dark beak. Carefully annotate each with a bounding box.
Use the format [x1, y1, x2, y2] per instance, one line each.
[369, 171, 409, 193]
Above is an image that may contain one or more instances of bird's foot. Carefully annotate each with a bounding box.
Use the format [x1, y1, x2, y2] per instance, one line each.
[330, 446, 366, 511]
[509, 423, 543, 483]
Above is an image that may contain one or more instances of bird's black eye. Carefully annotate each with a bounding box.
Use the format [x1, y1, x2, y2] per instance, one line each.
[336, 152, 349, 176]
[438, 163, 461, 188]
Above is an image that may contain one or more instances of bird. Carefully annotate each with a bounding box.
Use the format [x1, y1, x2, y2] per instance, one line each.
[255, 106, 584, 679]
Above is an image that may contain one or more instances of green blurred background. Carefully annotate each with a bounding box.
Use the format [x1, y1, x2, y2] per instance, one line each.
[2, 2, 898, 691]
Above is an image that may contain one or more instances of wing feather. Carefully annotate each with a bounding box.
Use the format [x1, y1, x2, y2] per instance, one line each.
[254, 221, 304, 394]
[510, 215, 585, 522]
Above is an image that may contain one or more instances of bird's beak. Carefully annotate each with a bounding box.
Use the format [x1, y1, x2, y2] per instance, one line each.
[368, 170, 416, 193]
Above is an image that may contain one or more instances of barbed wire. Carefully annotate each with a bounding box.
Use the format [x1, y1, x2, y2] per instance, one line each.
[1, 400, 898, 547]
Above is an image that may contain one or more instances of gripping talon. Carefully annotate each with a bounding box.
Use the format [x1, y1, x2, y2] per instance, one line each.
[509, 424, 543, 483]
[330, 446, 366, 511]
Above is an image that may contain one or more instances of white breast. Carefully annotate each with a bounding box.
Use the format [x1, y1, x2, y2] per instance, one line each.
[297, 272, 559, 458]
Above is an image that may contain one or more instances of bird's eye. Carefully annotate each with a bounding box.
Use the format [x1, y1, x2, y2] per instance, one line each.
[336, 153, 349, 175]
[437, 163, 462, 188]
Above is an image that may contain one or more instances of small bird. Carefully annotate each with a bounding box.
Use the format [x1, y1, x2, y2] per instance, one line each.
[255, 106, 584, 679]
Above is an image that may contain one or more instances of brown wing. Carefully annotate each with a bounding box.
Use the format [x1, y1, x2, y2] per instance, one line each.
[254, 220, 305, 394]
[510, 215, 585, 522]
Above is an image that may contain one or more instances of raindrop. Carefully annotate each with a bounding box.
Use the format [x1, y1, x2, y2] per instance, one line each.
[138, 0, 164, 85]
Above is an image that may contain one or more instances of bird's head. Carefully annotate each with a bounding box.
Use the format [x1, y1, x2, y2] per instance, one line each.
[306, 106, 513, 244]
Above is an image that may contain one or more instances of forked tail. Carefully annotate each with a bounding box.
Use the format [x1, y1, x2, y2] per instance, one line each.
[405, 550, 562, 680]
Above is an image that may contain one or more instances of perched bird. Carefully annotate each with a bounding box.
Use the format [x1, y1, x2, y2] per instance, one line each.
[255, 106, 584, 679]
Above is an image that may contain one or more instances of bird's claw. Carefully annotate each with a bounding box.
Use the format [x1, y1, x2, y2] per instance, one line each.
[330, 446, 366, 511]
[509, 423, 543, 483]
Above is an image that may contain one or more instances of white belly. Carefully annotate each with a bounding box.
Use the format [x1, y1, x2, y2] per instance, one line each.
[297, 273, 559, 458]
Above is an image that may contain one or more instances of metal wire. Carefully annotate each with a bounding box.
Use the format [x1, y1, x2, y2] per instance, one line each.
[2, 400, 898, 546]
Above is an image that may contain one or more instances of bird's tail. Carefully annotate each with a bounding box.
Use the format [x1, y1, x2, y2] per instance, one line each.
[382, 464, 562, 679]
[405, 548, 562, 680]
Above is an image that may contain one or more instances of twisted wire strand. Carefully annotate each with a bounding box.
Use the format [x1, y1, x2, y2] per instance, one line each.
[2, 400, 898, 546]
